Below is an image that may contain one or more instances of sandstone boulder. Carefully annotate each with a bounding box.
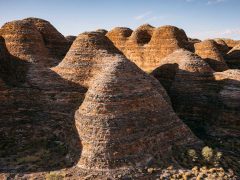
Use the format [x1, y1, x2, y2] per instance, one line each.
[194, 40, 228, 71]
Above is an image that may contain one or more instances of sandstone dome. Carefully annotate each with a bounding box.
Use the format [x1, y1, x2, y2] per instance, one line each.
[194, 40, 228, 72]
[52, 31, 123, 87]
[151, 49, 214, 134]
[0, 20, 51, 65]
[23, 18, 70, 61]
[107, 25, 192, 72]
[75, 53, 200, 177]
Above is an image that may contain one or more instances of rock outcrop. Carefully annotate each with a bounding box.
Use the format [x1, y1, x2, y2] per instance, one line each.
[53, 31, 171, 103]
[23, 18, 70, 61]
[151, 49, 215, 134]
[53, 31, 123, 87]
[0, 20, 52, 65]
[151, 49, 240, 139]
[226, 44, 240, 69]
[65, 35, 77, 46]
[212, 69, 240, 137]
[0, 18, 70, 67]
[106, 25, 191, 72]
[0, 35, 86, 172]
[214, 38, 230, 56]
[194, 40, 228, 72]
[221, 39, 240, 49]
[75, 52, 200, 177]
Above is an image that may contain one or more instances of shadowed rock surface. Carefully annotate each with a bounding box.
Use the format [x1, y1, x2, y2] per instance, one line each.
[214, 38, 230, 57]
[65, 35, 77, 46]
[226, 44, 240, 69]
[194, 40, 228, 72]
[221, 39, 240, 49]
[75, 53, 200, 177]
[0, 36, 86, 172]
[107, 25, 192, 71]
[151, 49, 215, 135]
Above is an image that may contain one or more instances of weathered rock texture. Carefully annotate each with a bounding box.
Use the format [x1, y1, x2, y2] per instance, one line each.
[151, 49, 240, 138]
[212, 69, 240, 137]
[194, 40, 228, 72]
[151, 49, 215, 134]
[226, 44, 240, 69]
[214, 38, 230, 56]
[75, 53, 200, 176]
[65, 35, 77, 46]
[221, 39, 240, 49]
[53, 32, 123, 87]
[106, 25, 192, 71]
[23, 18, 70, 60]
[0, 18, 69, 67]
[0, 35, 86, 172]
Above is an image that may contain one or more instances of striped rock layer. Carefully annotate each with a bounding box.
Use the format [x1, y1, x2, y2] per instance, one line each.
[194, 40, 228, 72]
[0, 18, 69, 67]
[106, 24, 192, 72]
[151, 49, 215, 134]
[75, 53, 200, 176]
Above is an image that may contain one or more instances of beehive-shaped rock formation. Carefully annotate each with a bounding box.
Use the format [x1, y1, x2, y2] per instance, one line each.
[194, 40, 228, 72]
[53, 31, 123, 87]
[226, 44, 240, 69]
[0, 35, 86, 171]
[212, 69, 240, 136]
[0, 20, 52, 65]
[151, 49, 215, 134]
[106, 25, 191, 72]
[75, 54, 200, 176]
[23, 18, 70, 60]
[0, 18, 70, 67]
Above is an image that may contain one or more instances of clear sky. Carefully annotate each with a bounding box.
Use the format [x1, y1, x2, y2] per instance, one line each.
[1, 0, 240, 40]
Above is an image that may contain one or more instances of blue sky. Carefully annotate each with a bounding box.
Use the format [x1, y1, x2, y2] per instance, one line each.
[0, 0, 240, 40]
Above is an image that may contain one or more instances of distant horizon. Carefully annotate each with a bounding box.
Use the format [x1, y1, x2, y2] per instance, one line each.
[1, 0, 240, 40]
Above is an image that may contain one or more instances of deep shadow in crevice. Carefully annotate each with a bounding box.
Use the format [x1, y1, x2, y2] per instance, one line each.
[0, 37, 87, 173]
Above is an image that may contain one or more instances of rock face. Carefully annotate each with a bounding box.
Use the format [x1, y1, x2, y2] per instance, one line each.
[194, 40, 228, 72]
[212, 69, 240, 137]
[106, 25, 191, 72]
[151, 49, 215, 134]
[0, 35, 86, 172]
[75, 53, 200, 176]
[213, 38, 230, 56]
[226, 44, 240, 69]
[53, 32, 123, 87]
[23, 18, 70, 61]
[65, 35, 77, 45]
[0, 18, 69, 67]
[221, 39, 240, 49]
[151, 49, 240, 139]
